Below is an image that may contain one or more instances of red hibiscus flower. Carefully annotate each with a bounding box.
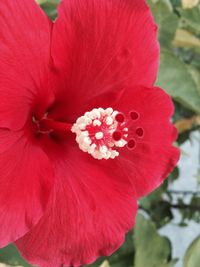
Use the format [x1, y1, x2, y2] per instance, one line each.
[0, 0, 180, 266]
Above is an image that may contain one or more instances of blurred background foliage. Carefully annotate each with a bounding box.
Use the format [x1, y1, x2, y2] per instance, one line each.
[0, 0, 200, 266]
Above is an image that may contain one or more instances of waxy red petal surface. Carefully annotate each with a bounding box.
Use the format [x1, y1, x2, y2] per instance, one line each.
[0, 0, 179, 266]
[50, 0, 159, 122]
[0, 129, 53, 247]
[0, 0, 54, 130]
[15, 86, 179, 267]
[16, 139, 137, 267]
[111, 86, 180, 198]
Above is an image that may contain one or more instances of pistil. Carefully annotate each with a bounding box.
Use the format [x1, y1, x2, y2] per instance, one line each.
[34, 107, 144, 160]
[35, 118, 72, 133]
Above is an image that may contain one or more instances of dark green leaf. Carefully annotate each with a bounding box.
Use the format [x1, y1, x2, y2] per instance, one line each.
[0, 244, 33, 267]
[86, 232, 134, 267]
[39, 0, 60, 19]
[157, 50, 200, 113]
[147, 0, 178, 48]
[134, 214, 176, 267]
[179, 7, 200, 33]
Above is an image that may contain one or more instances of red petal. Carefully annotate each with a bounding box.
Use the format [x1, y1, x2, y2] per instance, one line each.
[0, 129, 53, 247]
[15, 141, 137, 267]
[50, 0, 159, 121]
[0, 0, 54, 130]
[14, 88, 178, 266]
[112, 86, 180, 198]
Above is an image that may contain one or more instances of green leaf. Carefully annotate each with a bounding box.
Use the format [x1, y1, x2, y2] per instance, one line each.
[157, 50, 200, 114]
[170, 0, 182, 8]
[140, 186, 166, 210]
[86, 232, 134, 267]
[173, 29, 200, 52]
[184, 235, 200, 267]
[147, 0, 178, 48]
[179, 7, 200, 33]
[139, 183, 174, 227]
[160, 260, 179, 267]
[107, 232, 134, 267]
[134, 214, 176, 267]
[0, 244, 33, 267]
[39, 0, 60, 19]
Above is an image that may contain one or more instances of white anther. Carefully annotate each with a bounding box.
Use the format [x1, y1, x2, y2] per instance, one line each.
[83, 137, 92, 145]
[87, 113, 95, 119]
[77, 117, 85, 124]
[93, 109, 101, 119]
[110, 151, 118, 159]
[84, 112, 90, 117]
[112, 111, 118, 118]
[85, 118, 92, 125]
[80, 124, 87, 130]
[88, 144, 96, 154]
[95, 132, 104, 140]
[115, 139, 127, 147]
[105, 116, 113, 126]
[115, 141, 123, 147]
[105, 151, 112, 159]
[88, 109, 100, 119]
[71, 125, 79, 132]
[79, 131, 89, 138]
[93, 119, 102, 126]
[98, 108, 104, 114]
[100, 145, 108, 154]
[105, 108, 113, 115]
[81, 131, 89, 136]
[72, 107, 128, 160]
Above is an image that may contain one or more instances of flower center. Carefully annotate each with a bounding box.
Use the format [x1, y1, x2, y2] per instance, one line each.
[71, 108, 129, 160]
[32, 107, 144, 160]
